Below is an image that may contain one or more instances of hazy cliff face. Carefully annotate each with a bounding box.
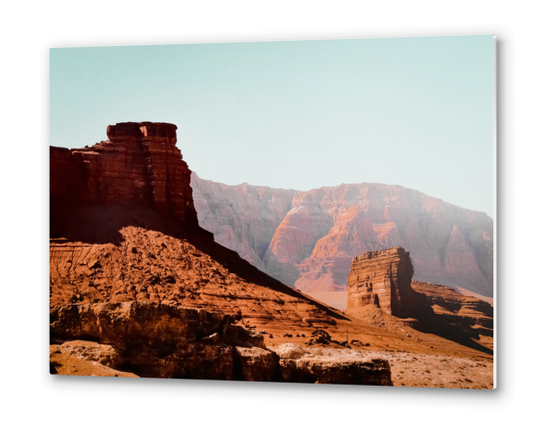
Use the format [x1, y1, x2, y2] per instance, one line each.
[191, 177, 493, 297]
[191, 174, 300, 271]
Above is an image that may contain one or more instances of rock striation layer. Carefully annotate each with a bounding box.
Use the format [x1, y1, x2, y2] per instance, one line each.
[191, 179, 494, 297]
[346, 247, 417, 318]
[191, 173, 299, 271]
[411, 281, 494, 350]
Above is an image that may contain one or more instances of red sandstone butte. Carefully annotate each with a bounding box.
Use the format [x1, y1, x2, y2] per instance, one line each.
[346, 246, 417, 318]
[50, 122, 197, 240]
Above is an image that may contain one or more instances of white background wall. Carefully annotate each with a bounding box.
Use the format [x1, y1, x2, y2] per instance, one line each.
[1, 1, 540, 422]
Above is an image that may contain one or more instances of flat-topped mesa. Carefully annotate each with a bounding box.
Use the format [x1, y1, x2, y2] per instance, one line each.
[346, 246, 417, 318]
[106, 122, 178, 144]
[50, 122, 198, 237]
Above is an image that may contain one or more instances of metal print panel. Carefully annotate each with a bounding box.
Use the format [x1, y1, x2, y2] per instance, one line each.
[50, 35, 495, 388]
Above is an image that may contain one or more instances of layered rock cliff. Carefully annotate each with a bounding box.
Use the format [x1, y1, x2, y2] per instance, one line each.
[51, 122, 197, 240]
[50, 302, 394, 384]
[346, 247, 417, 318]
[191, 179, 493, 297]
[50, 302, 278, 380]
[191, 173, 299, 270]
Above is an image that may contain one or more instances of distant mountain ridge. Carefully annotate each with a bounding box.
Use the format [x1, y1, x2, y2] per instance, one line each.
[191, 174, 493, 297]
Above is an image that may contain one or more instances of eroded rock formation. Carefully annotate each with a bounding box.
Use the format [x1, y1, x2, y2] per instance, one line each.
[50, 302, 279, 380]
[411, 281, 494, 351]
[191, 173, 299, 270]
[50, 302, 395, 384]
[191, 179, 493, 297]
[346, 247, 417, 318]
[51, 122, 197, 240]
[346, 247, 493, 354]
[50, 122, 405, 374]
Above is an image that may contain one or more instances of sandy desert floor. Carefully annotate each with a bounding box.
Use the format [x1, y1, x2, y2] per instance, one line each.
[309, 292, 348, 311]
[356, 350, 492, 389]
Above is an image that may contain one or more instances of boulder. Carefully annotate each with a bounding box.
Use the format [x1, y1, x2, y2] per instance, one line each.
[274, 344, 392, 385]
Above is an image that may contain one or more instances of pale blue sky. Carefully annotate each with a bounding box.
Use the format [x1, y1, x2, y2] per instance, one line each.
[50, 35, 494, 217]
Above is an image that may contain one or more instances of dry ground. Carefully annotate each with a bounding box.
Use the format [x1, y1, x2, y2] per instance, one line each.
[272, 343, 493, 390]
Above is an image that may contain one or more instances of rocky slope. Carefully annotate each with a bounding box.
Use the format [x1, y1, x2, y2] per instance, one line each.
[191, 178, 493, 297]
[411, 281, 494, 351]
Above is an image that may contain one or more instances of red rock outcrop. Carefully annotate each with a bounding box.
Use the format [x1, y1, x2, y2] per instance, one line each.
[411, 281, 494, 351]
[49, 341, 140, 377]
[191, 179, 493, 297]
[50, 302, 395, 384]
[274, 344, 393, 385]
[50, 302, 279, 380]
[345, 247, 493, 354]
[346, 247, 418, 318]
[51, 122, 197, 240]
[50, 123, 420, 357]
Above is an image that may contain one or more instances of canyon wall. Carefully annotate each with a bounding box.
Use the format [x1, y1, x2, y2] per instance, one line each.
[191, 174, 299, 270]
[191, 179, 494, 297]
[50, 122, 493, 383]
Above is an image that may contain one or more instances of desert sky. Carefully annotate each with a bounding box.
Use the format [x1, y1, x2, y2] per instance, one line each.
[50, 35, 494, 216]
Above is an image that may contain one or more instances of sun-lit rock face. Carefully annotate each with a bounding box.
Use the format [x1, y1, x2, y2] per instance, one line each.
[192, 180, 494, 297]
[49, 122, 494, 386]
